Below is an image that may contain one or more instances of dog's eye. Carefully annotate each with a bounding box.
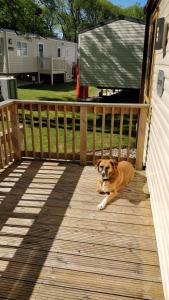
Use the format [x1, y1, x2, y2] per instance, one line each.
[105, 167, 109, 170]
[99, 166, 103, 172]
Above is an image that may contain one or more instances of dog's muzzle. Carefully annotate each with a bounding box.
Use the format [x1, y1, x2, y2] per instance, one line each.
[101, 171, 106, 177]
[101, 171, 109, 180]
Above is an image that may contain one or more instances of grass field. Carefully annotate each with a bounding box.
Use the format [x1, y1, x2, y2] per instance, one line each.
[18, 110, 137, 154]
[17, 82, 136, 155]
[18, 82, 98, 101]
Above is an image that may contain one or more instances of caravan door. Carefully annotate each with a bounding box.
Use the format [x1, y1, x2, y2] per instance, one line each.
[38, 43, 44, 68]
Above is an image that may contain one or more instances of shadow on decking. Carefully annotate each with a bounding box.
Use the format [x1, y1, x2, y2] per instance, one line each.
[0, 160, 164, 300]
[0, 160, 83, 299]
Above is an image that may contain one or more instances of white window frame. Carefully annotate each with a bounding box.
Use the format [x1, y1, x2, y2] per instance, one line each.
[17, 41, 28, 57]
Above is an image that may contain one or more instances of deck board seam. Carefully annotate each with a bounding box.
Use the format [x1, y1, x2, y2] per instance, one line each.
[8, 212, 155, 227]
[0, 274, 162, 300]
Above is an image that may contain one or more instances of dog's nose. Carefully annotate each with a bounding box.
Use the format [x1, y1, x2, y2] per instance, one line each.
[102, 171, 106, 177]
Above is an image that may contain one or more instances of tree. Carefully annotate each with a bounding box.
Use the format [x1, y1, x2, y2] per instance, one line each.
[123, 4, 145, 20]
[39, 0, 145, 42]
[0, 0, 50, 36]
[0, 0, 145, 40]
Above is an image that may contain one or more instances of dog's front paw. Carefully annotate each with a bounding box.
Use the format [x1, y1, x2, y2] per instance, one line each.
[97, 202, 106, 210]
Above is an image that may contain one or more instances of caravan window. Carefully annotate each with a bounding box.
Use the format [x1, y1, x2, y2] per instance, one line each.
[57, 48, 61, 57]
[17, 42, 28, 56]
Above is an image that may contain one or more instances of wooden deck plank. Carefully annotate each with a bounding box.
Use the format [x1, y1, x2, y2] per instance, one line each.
[0, 226, 156, 251]
[0, 239, 160, 266]
[0, 193, 151, 218]
[0, 207, 154, 227]
[0, 278, 145, 300]
[0, 248, 161, 282]
[0, 160, 164, 300]
[0, 261, 164, 299]
[16, 198, 152, 216]
[4, 213, 155, 238]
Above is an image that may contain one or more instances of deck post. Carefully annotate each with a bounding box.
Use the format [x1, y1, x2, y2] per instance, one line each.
[37, 57, 40, 84]
[51, 57, 53, 86]
[135, 107, 148, 170]
[10, 103, 21, 160]
[38, 72, 40, 84]
[80, 106, 87, 165]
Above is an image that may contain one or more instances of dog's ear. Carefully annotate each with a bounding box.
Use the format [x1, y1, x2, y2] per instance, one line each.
[95, 159, 102, 169]
[110, 159, 118, 168]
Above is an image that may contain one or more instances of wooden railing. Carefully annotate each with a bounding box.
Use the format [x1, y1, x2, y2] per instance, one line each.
[16, 101, 148, 170]
[38, 57, 51, 72]
[0, 100, 21, 169]
[38, 57, 65, 72]
[0, 100, 149, 170]
[53, 58, 65, 72]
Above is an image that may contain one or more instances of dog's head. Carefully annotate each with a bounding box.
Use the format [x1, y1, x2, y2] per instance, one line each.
[95, 159, 118, 180]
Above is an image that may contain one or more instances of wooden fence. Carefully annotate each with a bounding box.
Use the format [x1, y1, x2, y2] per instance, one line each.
[0, 100, 149, 170]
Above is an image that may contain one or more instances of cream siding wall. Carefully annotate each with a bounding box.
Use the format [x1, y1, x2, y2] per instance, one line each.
[146, 1, 169, 299]
[7, 32, 37, 73]
[1, 31, 77, 74]
[40, 38, 77, 66]
[79, 19, 145, 88]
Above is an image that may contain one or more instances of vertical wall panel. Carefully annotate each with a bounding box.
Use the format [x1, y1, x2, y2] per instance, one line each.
[146, 1, 169, 299]
[79, 18, 145, 88]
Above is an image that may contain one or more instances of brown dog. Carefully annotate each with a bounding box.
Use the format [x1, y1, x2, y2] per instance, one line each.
[96, 159, 135, 210]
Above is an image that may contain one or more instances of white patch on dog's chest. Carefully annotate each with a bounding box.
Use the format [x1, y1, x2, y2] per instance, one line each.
[102, 182, 110, 193]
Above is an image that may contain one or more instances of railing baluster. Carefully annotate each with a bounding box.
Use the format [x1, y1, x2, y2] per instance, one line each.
[30, 103, 35, 157]
[0, 110, 5, 168]
[110, 107, 114, 158]
[21, 103, 27, 157]
[118, 108, 124, 161]
[101, 107, 105, 158]
[10, 103, 21, 160]
[0, 134, 4, 168]
[5, 106, 13, 161]
[64, 105, 67, 159]
[127, 108, 133, 161]
[38, 104, 43, 159]
[80, 106, 87, 165]
[55, 105, 59, 159]
[72, 106, 75, 160]
[1, 108, 8, 164]
[47, 105, 51, 159]
[93, 106, 96, 164]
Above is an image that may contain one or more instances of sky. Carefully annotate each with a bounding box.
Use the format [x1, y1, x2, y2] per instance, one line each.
[110, 0, 147, 7]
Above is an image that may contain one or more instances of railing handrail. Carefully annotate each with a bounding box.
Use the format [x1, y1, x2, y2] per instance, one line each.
[14, 99, 149, 108]
[53, 57, 65, 61]
[0, 99, 14, 108]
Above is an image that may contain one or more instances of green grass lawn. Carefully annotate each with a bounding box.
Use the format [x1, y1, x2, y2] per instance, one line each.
[18, 82, 98, 101]
[18, 110, 136, 154]
[17, 82, 136, 156]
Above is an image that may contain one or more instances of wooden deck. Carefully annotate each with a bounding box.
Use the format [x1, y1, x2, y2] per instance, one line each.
[0, 160, 164, 300]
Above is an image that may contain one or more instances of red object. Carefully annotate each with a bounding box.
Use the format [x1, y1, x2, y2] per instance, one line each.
[76, 64, 88, 99]
[76, 73, 81, 98]
[82, 86, 88, 98]
[75, 64, 78, 80]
